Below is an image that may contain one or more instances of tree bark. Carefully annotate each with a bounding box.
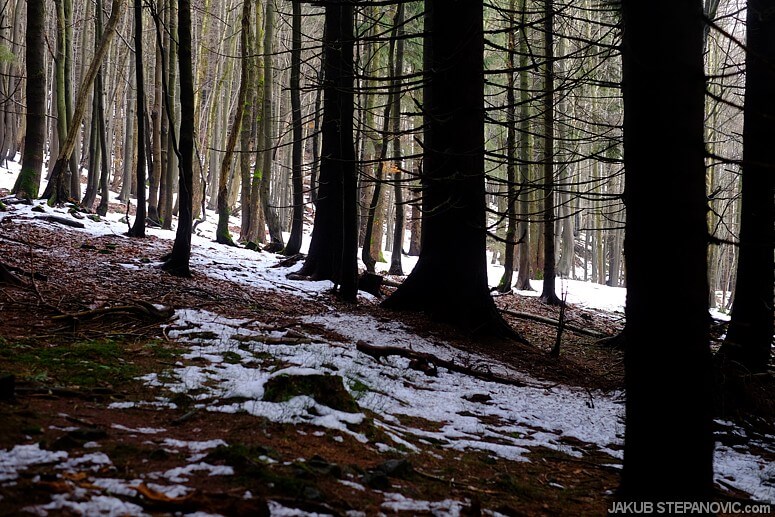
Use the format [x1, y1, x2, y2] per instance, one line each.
[619, 0, 713, 502]
[382, 0, 521, 339]
[284, 0, 305, 256]
[162, 0, 195, 275]
[13, 0, 46, 200]
[216, 0, 251, 246]
[539, 0, 560, 305]
[293, 1, 358, 301]
[717, 0, 775, 372]
[129, 0, 148, 237]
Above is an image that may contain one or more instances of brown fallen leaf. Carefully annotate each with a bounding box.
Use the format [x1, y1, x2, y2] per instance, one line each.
[133, 482, 193, 504]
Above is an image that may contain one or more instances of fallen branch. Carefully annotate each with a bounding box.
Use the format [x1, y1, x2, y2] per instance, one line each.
[0, 263, 27, 286]
[414, 467, 501, 495]
[500, 308, 608, 339]
[52, 300, 174, 322]
[356, 340, 544, 389]
[34, 215, 85, 228]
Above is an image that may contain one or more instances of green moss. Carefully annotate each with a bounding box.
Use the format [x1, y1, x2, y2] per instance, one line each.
[263, 374, 358, 413]
[1, 339, 138, 387]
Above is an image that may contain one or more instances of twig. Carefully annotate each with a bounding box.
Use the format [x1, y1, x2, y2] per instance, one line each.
[414, 467, 500, 495]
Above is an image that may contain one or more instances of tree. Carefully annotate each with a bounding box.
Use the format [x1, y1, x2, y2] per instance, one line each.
[717, 0, 775, 373]
[258, 0, 285, 251]
[387, 3, 406, 276]
[284, 0, 304, 256]
[292, 1, 358, 301]
[382, 0, 518, 338]
[215, 0, 252, 247]
[496, 0, 518, 293]
[539, 0, 561, 305]
[13, 0, 46, 200]
[619, 0, 713, 502]
[162, 0, 195, 275]
[129, 0, 149, 238]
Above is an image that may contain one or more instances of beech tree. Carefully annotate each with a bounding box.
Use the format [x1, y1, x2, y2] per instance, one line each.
[619, 0, 713, 502]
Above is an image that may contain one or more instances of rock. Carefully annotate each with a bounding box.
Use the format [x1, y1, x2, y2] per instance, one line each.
[362, 470, 391, 490]
[374, 458, 413, 478]
[307, 455, 342, 478]
[263, 374, 358, 413]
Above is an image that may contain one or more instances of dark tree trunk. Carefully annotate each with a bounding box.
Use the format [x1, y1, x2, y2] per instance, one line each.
[619, 0, 713, 502]
[14, 0, 46, 200]
[388, 4, 406, 276]
[129, 0, 148, 237]
[717, 0, 775, 372]
[162, 0, 195, 275]
[497, 1, 518, 293]
[216, 0, 251, 247]
[284, 0, 304, 256]
[293, 2, 358, 301]
[381, 0, 518, 339]
[539, 0, 560, 305]
[362, 7, 402, 274]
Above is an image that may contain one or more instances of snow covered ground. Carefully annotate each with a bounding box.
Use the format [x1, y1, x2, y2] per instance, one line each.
[0, 159, 772, 513]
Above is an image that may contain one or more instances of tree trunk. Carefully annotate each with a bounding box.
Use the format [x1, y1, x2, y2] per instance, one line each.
[161, 0, 177, 229]
[294, 1, 358, 301]
[388, 4, 406, 276]
[284, 0, 304, 255]
[497, 0, 518, 293]
[258, 0, 284, 250]
[13, 0, 46, 200]
[162, 0, 194, 275]
[619, 0, 713, 502]
[717, 0, 775, 373]
[129, 0, 148, 237]
[539, 0, 560, 305]
[216, 0, 251, 246]
[382, 0, 520, 339]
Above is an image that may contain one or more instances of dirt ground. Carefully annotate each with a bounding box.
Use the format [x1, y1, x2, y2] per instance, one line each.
[0, 210, 770, 516]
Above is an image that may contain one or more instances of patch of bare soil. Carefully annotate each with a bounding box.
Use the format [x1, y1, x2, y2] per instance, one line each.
[0, 213, 767, 516]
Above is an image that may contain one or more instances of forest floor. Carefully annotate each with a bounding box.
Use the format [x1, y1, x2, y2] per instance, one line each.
[0, 194, 773, 516]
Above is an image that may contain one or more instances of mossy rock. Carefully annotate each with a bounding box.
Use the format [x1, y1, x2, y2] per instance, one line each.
[263, 374, 358, 413]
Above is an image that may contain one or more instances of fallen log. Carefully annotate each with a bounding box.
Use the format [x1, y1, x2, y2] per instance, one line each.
[35, 215, 85, 228]
[500, 308, 609, 339]
[355, 340, 545, 389]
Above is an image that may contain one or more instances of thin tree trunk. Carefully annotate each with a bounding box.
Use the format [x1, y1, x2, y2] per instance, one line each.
[259, 0, 284, 250]
[216, 0, 252, 246]
[388, 4, 406, 276]
[539, 0, 560, 305]
[284, 0, 304, 255]
[129, 0, 148, 237]
[162, 0, 194, 275]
